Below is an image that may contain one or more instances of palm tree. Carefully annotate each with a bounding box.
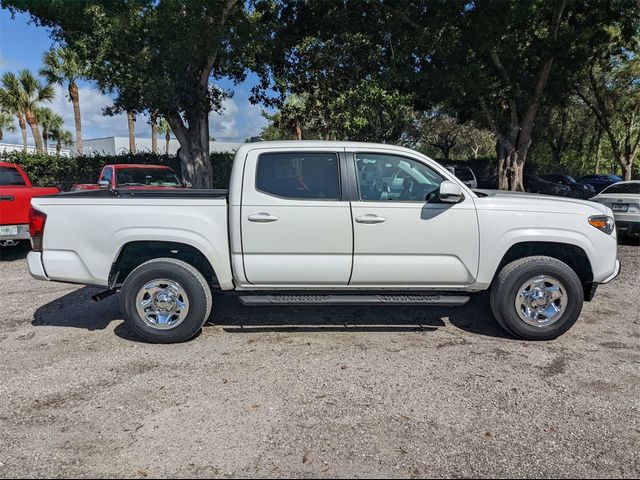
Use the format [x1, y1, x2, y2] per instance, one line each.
[0, 81, 27, 151]
[0, 70, 55, 153]
[150, 110, 159, 154]
[40, 47, 87, 155]
[157, 118, 172, 154]
[50, 128, 72, 155]
[127, 111, 136, 153]
[36, 107, 63, 152]
[0, 110, 16, 142]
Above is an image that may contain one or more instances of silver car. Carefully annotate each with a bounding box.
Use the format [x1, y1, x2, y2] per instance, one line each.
[591, 181, 640, 237]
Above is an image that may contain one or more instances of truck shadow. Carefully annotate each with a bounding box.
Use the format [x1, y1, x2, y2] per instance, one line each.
[210, 291, 511, 339]
[32, 287, 512, 341]
[0, 241, 31, 261]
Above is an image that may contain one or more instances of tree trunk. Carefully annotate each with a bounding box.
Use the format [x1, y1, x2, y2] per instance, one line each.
[496, 135, 527, 192]
[150, 111, 158, 154]
[25, 110, 45, 153]
[69, 81, 83, 155]
[166, 111, 213, 188]
[18, 115, 27, 153]
[0, 129, 3, 142]
[42, 128, 49, 152]
[56, 140, 61, 155]
[127, 111, 136, 154]
[165, 132, 171, 155]
[621, 158, 632, 181]
[295, 125, 302, 140]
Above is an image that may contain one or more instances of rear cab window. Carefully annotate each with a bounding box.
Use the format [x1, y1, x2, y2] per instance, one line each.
[0, 166, 26, 186]
[256, 152, 341, 200]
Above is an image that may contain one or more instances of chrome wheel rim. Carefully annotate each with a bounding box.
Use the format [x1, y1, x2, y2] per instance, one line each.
[135, 279, 189, 330]
[515, 275, 566, 327]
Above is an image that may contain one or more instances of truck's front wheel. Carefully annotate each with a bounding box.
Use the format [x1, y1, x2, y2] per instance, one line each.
[119, 258, 212, 343]
[490, 256, 584, 340]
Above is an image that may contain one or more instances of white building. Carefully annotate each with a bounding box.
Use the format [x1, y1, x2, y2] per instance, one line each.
[82, 136, 242, 156]
[0, 142, 71, 157]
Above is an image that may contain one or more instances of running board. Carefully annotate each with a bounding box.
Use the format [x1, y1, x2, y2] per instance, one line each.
[239, 294, 470, 307]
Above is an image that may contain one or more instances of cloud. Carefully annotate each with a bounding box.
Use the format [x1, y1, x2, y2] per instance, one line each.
[1, 84, 268, 146]
[209, 96, 268, 142]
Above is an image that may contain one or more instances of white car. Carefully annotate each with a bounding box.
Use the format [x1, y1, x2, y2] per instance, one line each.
[26, 141, 620, 343]
[591, 181, 640, 237]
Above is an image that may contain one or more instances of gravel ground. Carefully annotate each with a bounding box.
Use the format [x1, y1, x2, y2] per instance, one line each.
[0, 241, 639, 479]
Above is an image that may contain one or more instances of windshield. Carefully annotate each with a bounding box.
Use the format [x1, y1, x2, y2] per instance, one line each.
[0, 166, 26, 186]
[600, 183, 640, 195]
[116, 168, 182, 187]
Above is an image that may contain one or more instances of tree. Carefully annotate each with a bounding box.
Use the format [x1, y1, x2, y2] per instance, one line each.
[0, 110, 16, 142]
[50, 127, 72, 154]
[0, 70, 54, 153]
[36, 106, 63, 151]
[6, 0, 266, 187]
[257, 1, 639, 190]
[150, 110, 159, 154]
[127, 111, 136, 154]
[0, 76, 28, 152]
[157, 117, 172, 154]
[417, 114, 463, 162]
[575, 48, 640, 180]
[40, 46, 87, 155]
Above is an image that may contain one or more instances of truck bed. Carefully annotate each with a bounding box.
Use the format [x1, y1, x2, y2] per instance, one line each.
[30, 190, 231, 287]
[44, 188, 229, 199]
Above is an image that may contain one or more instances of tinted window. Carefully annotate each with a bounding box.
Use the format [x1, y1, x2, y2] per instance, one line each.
[0, 166, 26, 186]
[116, 168, 181, 187]
[601, 183, 640, 195]
[355, 153, 444, 201]
[454, 167, 475, 182]
[256, 152, 340, 200]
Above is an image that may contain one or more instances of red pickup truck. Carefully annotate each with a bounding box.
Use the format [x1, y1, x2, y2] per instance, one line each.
[72, 164, 188, 191]
[0, 162, 59, 247]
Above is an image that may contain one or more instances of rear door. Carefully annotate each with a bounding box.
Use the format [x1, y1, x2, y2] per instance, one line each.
[347, 149, 480, 286]
[240, 148, 353, 285]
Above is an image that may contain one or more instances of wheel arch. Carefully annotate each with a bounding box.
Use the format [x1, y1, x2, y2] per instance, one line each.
[492, 241, 595, 300]
[109, 241, 218, 288]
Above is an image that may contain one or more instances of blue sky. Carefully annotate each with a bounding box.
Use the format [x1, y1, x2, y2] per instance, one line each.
[0, 8, 268, 145]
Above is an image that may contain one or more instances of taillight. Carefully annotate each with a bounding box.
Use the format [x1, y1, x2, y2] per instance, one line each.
[29, 207, 47, 251]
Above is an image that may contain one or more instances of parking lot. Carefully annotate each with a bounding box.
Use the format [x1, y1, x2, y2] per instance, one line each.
[0, 241, 638, 478]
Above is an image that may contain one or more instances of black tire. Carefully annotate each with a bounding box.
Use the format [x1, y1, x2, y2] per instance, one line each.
[490, 256, 584, 340]
[119, 258, 212, 343]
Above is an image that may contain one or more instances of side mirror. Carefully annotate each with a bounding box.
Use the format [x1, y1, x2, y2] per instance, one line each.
[439, 180, 464, 203]
[98, 180, 110, 189]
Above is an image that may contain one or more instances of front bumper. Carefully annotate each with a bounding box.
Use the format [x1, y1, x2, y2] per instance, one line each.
[27, 251, 49, 281]
[601, 259, 621, 284]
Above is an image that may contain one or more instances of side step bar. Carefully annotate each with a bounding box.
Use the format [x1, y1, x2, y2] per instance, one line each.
[239, 294, 470, 307]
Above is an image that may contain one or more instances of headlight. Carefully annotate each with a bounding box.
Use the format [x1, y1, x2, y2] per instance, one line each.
[588, 215, 615, 235]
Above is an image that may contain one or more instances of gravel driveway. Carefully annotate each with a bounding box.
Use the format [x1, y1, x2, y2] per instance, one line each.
[0, 242, 639, 478]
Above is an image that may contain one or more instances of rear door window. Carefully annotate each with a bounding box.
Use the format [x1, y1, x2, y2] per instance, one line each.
[0, 166, 26, 186]
[256, 152, 341, 200]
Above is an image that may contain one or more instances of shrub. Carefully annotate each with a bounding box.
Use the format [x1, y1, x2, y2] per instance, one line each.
[0, 151, 234, 190]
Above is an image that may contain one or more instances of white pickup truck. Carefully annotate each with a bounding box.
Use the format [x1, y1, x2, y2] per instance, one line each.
[27, 141, 620, 343]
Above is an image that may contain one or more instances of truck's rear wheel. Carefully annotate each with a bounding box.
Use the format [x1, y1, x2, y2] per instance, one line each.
[119, 258, 212, 343]
[490, 256, 584, 340]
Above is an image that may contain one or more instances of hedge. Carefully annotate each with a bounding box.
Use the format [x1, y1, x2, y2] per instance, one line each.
[0, 151, 235, 191]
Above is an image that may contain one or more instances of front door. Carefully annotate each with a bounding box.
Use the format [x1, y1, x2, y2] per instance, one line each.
[241, 149, 353, 285]
[348, 150, 480, 286]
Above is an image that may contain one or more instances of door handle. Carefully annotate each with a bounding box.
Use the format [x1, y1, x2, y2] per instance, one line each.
[355, 214, 386, 224]
[248, 212, 279, 223]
